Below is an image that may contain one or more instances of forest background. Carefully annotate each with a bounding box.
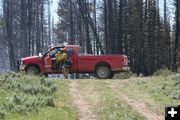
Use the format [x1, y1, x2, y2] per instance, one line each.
[0, 0, 180, 76]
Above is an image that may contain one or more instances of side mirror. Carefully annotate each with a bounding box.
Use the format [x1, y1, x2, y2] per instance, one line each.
[39, 53, 43, 58]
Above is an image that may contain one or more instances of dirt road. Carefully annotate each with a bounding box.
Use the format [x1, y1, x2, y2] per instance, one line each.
[68, 80, 164, 120]
[69, 81, 98, 120]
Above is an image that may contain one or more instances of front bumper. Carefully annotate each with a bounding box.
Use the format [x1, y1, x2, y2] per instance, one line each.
[19, 64, 26, 71]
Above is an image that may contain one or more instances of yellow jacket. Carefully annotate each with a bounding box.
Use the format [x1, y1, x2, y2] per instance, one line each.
[55, 52, 67, 62]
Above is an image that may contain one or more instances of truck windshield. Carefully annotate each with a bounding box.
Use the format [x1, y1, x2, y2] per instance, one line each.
[43, 47, 61, 57]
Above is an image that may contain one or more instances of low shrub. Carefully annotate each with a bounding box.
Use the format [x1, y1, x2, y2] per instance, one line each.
[153, 69, 174, 77]
[170, 91, 180, 99]
[4, 73, 57, 95]
[114, 71, 135, 79]
[1, 95, 55, 114]
[0, 110, 5, 119]
[171, 74, 180, 85]
[0, 72, 57, 117]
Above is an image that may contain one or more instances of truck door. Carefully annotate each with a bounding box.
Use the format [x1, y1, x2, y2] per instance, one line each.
[44, 47, 63, 73]
[43, 53, 52, 72]
[66, 47, 76, 72]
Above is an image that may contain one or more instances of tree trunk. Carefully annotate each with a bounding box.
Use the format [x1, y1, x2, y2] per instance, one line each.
[173, 0, 180, 71]
[4, 0, 16, 70]
[69, 0, 75, 45]
[78, 0, 104, 54]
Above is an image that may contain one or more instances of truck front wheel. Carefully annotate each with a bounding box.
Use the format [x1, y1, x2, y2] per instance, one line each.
[96, 66, 111, 79]
[26, 66, 39, 75]
[110, 72, 114, 79]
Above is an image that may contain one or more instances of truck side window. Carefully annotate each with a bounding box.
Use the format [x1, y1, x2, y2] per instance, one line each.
[78, 48, 85, 56]
[67, 48, 73, 57]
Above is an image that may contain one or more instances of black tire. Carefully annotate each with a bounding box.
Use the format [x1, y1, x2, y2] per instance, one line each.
[96, 66, 110, 79]
[44, 73, 48, 77]
[109, 72, 114, 79]
[40, 73, 48, 77]
[26, 66, 39, 75]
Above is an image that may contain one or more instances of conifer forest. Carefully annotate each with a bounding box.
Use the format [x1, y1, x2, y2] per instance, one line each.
[0, 0, 180, 75]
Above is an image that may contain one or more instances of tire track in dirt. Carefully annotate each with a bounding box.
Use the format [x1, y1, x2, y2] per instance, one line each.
[69, 81, 97, 120]
[106, 81, 163, 120]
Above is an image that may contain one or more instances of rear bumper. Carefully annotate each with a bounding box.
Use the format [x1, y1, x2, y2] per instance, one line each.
[122, 66, 130, 71]
[112, 66, 130, 72]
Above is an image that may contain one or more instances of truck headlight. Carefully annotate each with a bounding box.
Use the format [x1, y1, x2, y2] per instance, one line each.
[17, 60, 24, 65]
[20, 60, 24, 65]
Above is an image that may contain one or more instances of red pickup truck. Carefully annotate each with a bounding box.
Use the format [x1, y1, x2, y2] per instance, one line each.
[19, 45, 129, 79]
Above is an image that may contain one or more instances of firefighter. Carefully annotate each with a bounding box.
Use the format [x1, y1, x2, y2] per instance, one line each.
[55, 48, 70, 79]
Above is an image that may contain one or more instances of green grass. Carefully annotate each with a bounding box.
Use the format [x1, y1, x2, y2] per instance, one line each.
[109, 76, 180, 115]
[74, 74, 180, 119]
[0, 72, 77, 120]
[0, 89, 6, 104]
[0, 72, 179, 120]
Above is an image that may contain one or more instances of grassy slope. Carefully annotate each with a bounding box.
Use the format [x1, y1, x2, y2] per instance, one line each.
[110, 76, 180, 115]
[9, 80, 77, 120]
[0, 73, 179, 120]
[0, 73, 77, 120]
[71, 74, 180, 120]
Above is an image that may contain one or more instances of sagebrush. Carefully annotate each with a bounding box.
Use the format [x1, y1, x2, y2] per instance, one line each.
[0, 72, 57, 118]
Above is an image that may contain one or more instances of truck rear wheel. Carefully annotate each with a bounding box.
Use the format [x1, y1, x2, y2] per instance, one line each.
[96, 66, 110, 79]
[26, 66, 39, 75]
